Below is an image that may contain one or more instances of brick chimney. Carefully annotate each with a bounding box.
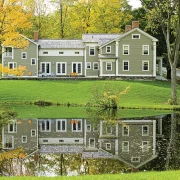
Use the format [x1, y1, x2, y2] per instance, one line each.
[34, 31, 38, 41]
[132, 21, 139, 29]
[125, 25, 132, 32]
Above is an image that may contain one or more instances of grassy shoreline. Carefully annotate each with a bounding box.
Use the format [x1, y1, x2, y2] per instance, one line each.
[1, 171, 180, 180]
[0, 80, 179, 110]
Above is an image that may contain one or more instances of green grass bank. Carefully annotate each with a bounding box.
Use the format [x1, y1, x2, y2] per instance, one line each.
[1, 171, 180, 180]
[0, 80, 179, 110]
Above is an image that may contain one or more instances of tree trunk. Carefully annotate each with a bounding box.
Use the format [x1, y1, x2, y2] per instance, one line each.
[165, 112, 177, 169]
[170, 62, 177, 105]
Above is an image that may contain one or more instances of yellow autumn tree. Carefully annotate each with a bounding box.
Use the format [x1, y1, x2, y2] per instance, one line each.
[0, 63, 27, 77]
[0, 0, 32, 49]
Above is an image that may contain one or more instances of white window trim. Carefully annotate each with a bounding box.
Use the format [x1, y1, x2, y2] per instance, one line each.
[132, 34, 140, 39]
[3, 136, 14, 149]
[123, 60, 129, 71]
[86, 124, 91, 132]
[86, 62, 91, 69]
[123, 45, 129, 55]
[142, 125, 149, 136]
[8, 62, 17, 69]
[106, 62, 112, 71]
[89, 138, 95, 148]
[93, 62, 99, 70]
[106, 46, 111, 53]
[21, 52, 27, 59]
[122, 126, 129, 136]
[56, 119, 67, 132]
[142, 61, 149, 71]
[122, 141, 129, 152]
[8, 121, 17, 133]
[40, 62, 51, 75]
[56, 62, 67, 75]
[72, 119, 82, 132]
[31, 58, 36, 65]
[131, 157, 140, 162]
[142, 141, 149, 152]
[89, 47, 95, 56]
[106, 143, 111, 150]
[31, 129, 36, 137]
[142, 45, 149, 55]
[72, 62, 82, 75]
[40, 120, 51, 132]
[22, 136, 27, 143]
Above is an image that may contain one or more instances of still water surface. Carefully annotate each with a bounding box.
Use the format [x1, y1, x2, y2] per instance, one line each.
[1, 106, 179, 176]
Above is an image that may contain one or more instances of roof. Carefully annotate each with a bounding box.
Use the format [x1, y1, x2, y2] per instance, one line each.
[37, 39, 84, 49]
[82, 34, 122, 43]
[100, 28, 158, 48]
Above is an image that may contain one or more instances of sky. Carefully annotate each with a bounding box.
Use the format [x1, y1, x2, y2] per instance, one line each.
[128, 0, 142, 9]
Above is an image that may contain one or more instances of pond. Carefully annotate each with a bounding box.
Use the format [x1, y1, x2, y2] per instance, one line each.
[0, 105, 179, 176]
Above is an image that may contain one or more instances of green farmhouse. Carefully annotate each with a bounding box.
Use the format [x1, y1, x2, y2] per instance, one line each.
[1, 21, 162, 79]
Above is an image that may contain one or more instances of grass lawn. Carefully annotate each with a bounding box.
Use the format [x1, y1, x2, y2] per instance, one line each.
[1, 171, 180, 180]
[0, 80, 179, 109]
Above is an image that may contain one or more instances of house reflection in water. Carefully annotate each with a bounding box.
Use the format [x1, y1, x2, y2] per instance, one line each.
[2, 118, 163, 169]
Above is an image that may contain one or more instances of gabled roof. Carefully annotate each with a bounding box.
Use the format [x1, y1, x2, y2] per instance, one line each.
[20, 34, 39, 46]
[37, 39, 84, 49]
[100, 28, 158, 48]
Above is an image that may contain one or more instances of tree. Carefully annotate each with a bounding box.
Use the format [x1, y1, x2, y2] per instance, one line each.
[0, 64, 27, 77]
[141, 0, 180, 105]
[0, 0, 32, 49]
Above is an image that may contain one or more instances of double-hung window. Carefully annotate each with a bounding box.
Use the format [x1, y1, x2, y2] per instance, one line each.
[86, 62, 91, 69]
[142, 61, 149, 71]
[122, 141, 129, 152]
[123, 61, 129, 71]
[93, 62, 99, 70]
[122, 126, 129, 136]
[56, 62, 66, 75]
[31, 58, 36, 65]
[106, 46, 111, 53]
[89, 47, 95, 56]
[8, 121, 17, 133]
[21, 52, 27, 59]
[123, 45, 129, 55]
[142, 141, 149, 152]
[143, 45, 149, 55]
[106, 62, 112, 71]
[142, 125, 149, 136]
[106, 143, 111, 150]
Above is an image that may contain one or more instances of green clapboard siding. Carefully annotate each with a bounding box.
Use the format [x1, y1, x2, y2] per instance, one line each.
[4, 42, 38, 76]
[118, 30, 154, 75]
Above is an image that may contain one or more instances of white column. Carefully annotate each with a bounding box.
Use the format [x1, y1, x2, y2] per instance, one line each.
[99, 59, 102, 76]
[84, 119, 87, 147]
[153, 41, 157, 77]
[153, 120, 156, 155]
[116, 41, 119, 76]
[36, 45, 39, 77]
[84, 48, 87, 77]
